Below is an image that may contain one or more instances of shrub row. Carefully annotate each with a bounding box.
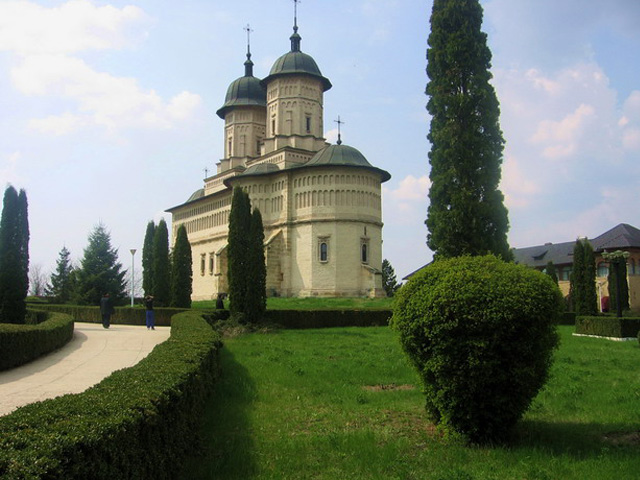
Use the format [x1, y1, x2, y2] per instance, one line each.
[263, 309, 393, 328]
[575, 316, 640, 338]
[32, 304, 189, 326]
[0, 312, 74, 371]
[557, 311, 576, 325]
[0, 312, 222, 479]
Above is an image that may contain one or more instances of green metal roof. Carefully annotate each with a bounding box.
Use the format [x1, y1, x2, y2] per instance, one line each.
[216, 54, 266, 119]
[304, 144, 391, 182]
[261, 28, 331, 91]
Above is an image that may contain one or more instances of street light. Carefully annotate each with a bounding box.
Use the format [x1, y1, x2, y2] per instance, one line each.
[130, 249, 137, 307]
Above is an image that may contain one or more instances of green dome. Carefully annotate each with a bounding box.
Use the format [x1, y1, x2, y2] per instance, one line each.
[261, 29, 331, 91]
[216, 54, 266, 119]
[304, 143, 391, 182]
[241, 163, 280, 176]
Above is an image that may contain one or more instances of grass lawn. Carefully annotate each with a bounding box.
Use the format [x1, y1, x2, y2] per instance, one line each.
[191, 296, 394, 311]
[179, 326, 640, 479]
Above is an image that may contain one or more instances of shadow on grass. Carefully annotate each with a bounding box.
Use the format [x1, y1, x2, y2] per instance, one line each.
[513, 419, 639, 457]
[178, 347, 258, 479]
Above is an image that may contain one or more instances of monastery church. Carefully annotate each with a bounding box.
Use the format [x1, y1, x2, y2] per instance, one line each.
[167, 15, 391, 301]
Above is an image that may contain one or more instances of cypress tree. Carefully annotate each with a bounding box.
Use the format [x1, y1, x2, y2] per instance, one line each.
[607, 253, 629, 314]
[46, 246, 74, 304]
[72, 223, 127, 306]
[0, 186, 27, 323]
[170, 224, 192, 308]
[227, 187, 251, 315]
[425, 0, 510, 260]
[17, 189, 29, 309]
[245, 208, 266, 323]
[152, 219, 170, 306]
[571, 239, 585, 314]
[142, 221, 156, 296]
[582, 241, 598, 315]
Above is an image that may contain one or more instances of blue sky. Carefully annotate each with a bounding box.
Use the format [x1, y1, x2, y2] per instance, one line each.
[1, 0, 639, 289]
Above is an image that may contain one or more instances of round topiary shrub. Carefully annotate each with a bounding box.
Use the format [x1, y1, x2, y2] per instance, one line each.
[391, 255, 562, 443]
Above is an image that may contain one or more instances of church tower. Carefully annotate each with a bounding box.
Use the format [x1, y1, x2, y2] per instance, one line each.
[260, 17, 331, 155]
[215, 34, 267, 175]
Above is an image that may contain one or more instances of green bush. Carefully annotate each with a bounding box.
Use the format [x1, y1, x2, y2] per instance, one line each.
[0, 312, 74, 370]
[0, 312, 222, 479]
[575, 316, 640, 338]
[637, 329, 640, 346]
[391, 255, 561, 443]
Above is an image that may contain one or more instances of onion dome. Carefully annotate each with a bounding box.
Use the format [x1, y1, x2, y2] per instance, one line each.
[216, 51, 266, 119]
[304, 143, 391, 182]
[261, 25, 331, 91]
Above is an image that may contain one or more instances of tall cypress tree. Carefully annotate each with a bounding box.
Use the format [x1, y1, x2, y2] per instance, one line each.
[152, 219, 170, 306]
[582, 241, 598, 315]
[46, 246, 74, 304]
[227, 187, 251, 315]
[0, 186, 27, 323]
[72, 223, 127, 306]
[571, 239, 586, 314]
[142, 221, 156, 296]
[17, 189, 29, 308]
[170, 224, 192, 308]
[245, 208, 266, 323]
[425, 0, 510, 260]
[607, 253, 629, 314]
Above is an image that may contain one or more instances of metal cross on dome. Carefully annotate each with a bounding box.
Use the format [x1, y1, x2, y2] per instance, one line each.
[334, 116, 345, 145]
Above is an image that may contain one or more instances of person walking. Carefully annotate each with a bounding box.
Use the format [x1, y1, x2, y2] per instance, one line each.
[145, 295, 155, 330]
[100, 293, 114, 329]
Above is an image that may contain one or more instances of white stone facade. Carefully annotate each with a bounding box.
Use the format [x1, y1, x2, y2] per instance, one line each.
[167, 24, 390, 300]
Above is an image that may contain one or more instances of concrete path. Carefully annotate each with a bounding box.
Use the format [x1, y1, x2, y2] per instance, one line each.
[0, 322, 171, 417]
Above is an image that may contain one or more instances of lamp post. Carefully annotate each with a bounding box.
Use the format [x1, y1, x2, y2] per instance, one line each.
[130, 249, 137, 307]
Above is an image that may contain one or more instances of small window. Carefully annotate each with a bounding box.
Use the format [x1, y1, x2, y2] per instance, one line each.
[209, 254, 214, 275]
[320, 242, 328, 262]
[597, 262, 609, 278]
[256, 140, 261, 155]
[361, 242, 369, 264]
[271, 117, 276, 135]
[200, 254, 206, 276]
[228, 137, 232, 157]
[305, 116, 311, 133]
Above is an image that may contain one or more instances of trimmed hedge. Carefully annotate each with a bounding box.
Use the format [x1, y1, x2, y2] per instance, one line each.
[204, 309, 392, 329]
[0, 312, 222, 479]
[0, 312, 74, 371]
[31, 304, 189, 326]
[557, 311, 576, 326]
[264, 309, 392, 328]
[575, 316, 640, 338]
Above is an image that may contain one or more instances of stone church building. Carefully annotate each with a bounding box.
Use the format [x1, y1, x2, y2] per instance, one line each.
[166, 21, 391, 301]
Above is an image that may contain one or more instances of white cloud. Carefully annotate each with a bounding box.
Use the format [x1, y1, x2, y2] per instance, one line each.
[0, 151, 23, 185]
[3, 2, 201, 135]
[383, 174, 430, 224]
[531, 103, 596, 159]
[501, 154, 539, 208]
[0, 0, 148, 55]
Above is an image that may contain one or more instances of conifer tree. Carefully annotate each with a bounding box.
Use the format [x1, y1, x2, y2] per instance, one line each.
[382, 259, 400, 297]
[607, 254, 629, 314]
[582, 241, 598, 315]
[227, 187, 251, 315]
[170, 224, 192, 308]
[544, 261, 559, 284]
[570, 239, 585, 314]
[425, 0, 510, 260]
[245, 208, 266, 322]
[152, 219, 170, 306]
[0, 186, 28, 323]
[142, 221, 156, 296]
[72, 223, 126, 306]
[46, 246, 74, 303]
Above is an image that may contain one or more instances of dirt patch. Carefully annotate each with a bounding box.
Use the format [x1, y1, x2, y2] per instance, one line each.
[602, 431, 640, 446]
[363, 384, 416, 392]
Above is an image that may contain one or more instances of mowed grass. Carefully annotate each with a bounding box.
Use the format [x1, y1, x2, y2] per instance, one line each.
[179, 326, 640, 479]
[191, 296, 394, 311]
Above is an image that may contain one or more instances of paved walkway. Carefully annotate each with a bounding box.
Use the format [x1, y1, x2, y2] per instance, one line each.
[0, 322, 171, 417]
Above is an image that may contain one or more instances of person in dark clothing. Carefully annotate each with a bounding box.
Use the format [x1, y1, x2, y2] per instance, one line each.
[100, 293, 114, 329]
[215, 293, 225, 310]
[145, 295, 155, 330]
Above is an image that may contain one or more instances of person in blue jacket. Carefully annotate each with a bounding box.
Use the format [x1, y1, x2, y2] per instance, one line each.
[145, 295, 155, 330]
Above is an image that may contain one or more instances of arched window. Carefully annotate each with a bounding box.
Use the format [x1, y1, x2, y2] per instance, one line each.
[319, 242, 328, 262]
[361, 242, 369, 264]
[597, 262, 609, 278]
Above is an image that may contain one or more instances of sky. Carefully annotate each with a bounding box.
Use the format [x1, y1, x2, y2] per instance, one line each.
[1, 0, 640, 290]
